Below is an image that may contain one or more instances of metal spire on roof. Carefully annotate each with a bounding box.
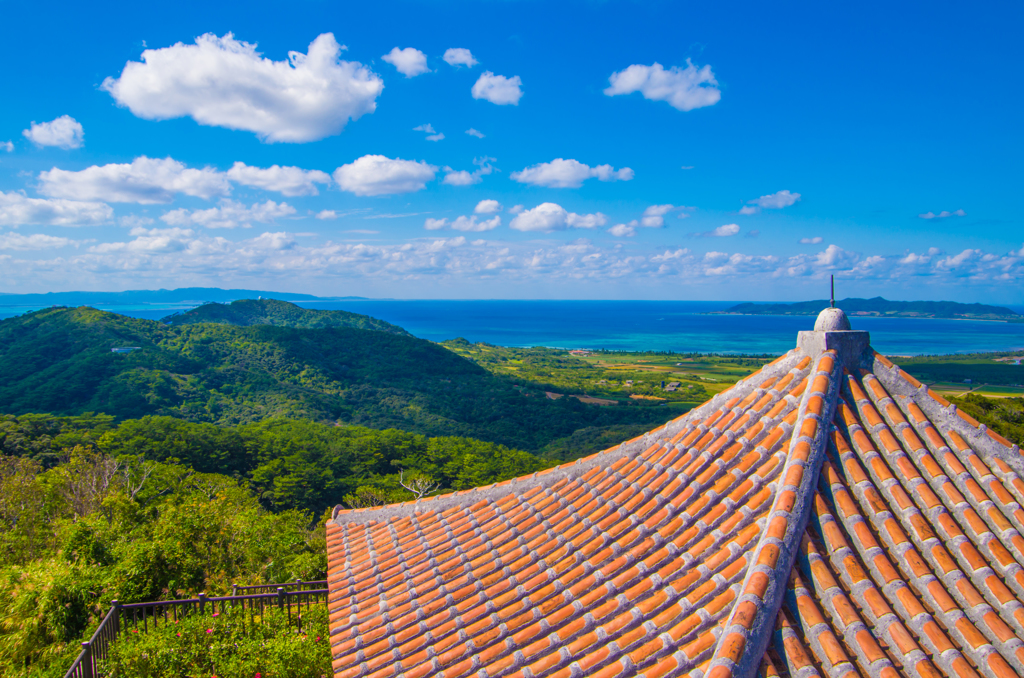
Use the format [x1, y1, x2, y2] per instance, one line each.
[830, 274, 835, 308]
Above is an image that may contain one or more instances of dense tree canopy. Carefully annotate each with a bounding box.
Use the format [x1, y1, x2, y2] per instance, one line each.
[0, 307, 678, 454]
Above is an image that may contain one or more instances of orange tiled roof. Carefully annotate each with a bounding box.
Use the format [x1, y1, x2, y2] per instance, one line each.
[326, 309, 1024, 678]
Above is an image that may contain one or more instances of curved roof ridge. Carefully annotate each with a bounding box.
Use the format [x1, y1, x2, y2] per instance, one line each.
[331, 349, 805, 526]
[704, 349, 844, 678]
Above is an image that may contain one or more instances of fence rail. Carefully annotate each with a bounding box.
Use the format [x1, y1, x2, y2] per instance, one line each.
[63, 580, 328, 678]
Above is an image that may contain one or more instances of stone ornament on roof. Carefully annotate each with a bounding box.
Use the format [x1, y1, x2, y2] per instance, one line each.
[326, 305, 1024, 678]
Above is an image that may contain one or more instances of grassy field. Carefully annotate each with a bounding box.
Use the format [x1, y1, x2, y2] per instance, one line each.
[893, 351, 1024, 398]
[441, 340, 776, 406]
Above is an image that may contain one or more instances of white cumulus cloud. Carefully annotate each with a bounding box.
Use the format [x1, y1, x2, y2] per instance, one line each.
[740, 190, 801, 214]
[90, 226, 204, 254]
[609, 223, 636, 237]
[604, 60, 720, 111]
[511, 158, 633, 188]
[474, 199, 502, 214]
[451, 215, 500, 232]
[641, 204, 675, 228]
[315, 210, 338, 220]
[471, 72, 523, 105]
[39, 156, 230, 204]
[118, 214, 154, 228]
[226, 162, 330, 196]
[0, 191, 112, 226]
[919, 209, 967, 219]
[443, 157, 495, 186]
[0, 232, 76, 250]
[509, 203, 607, 233]
[443, 48, 478, 67]
[334, 155, 437, 196]
[800, 236, 823, 244]
[1, 141, 13, 152]
[465, 128, 485, 138]
[22, 115, 84, 149]
[101, 33, 383, 143]
[382, 47, 429, 77]
[161, 199, 296, 229]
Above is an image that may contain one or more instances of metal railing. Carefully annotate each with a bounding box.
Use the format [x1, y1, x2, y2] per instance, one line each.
[63, 580, 328, 678]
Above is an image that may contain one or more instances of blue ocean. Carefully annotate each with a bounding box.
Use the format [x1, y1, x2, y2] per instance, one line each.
[2, 298, 1024, 356]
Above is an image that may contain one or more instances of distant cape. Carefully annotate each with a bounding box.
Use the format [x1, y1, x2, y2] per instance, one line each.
[0, 287, 366, 306]
[718, 296, 1020, 320]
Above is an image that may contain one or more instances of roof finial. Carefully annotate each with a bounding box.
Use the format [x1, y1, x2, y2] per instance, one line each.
[830, 274, 835, 308]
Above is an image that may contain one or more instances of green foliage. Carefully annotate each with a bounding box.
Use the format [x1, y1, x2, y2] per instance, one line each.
[162, 298, 409, 335]
[0, 450, 329, 676]
[0, 414, 545, 515]
[107, 605, 330, 678]
[0, 308, 680, 455]
[949, 394, 1024, 446]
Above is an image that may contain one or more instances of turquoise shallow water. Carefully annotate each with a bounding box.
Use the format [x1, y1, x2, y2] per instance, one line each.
[2, 299, 1024, 356]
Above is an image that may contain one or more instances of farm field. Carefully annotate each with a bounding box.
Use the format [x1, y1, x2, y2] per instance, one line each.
[441, 339, 775, 405]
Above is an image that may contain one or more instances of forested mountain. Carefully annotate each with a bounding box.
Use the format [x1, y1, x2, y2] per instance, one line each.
[721, 297, 1019, 319]
[0, 307, 673, 453]
[161, 298, 408, 334]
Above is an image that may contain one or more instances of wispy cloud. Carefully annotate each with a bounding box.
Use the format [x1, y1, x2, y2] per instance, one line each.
[691, 223, 740, 237]
[919, 209, 966, 219]
[363, 212, 431, 219]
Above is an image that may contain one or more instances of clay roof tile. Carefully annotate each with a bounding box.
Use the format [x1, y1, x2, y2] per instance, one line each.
[326, 322, 1024, 678]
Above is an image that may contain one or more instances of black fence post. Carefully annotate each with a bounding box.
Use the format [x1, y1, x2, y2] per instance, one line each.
[276, 587, 285, 611]
[198, 592, 207, 615]
[81, 641, 93, 678]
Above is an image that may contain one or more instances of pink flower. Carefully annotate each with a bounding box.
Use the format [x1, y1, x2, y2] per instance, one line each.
[212, 612, 219, 617]
[132, 629, 139, 633]
[206, 629, 213, 633]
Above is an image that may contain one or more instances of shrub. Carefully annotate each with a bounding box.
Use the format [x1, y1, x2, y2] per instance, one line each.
[107, 604, 330, 678]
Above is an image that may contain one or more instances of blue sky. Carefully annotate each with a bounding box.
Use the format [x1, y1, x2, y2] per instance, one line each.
[0, 0, 1021, 301]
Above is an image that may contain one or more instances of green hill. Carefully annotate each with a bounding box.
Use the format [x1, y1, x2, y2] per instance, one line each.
[162, 298, 408, 334]
[720, 297, 1019, 320]
[0, 307, 673, 453]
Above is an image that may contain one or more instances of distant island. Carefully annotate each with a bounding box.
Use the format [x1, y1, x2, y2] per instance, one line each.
[0, 287, 366, 306]
[162, 298, 408, 334]
[717, 297, 1021, 320]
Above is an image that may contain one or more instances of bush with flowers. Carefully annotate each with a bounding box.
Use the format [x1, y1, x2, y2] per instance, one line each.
[106, 604, 330, 678]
